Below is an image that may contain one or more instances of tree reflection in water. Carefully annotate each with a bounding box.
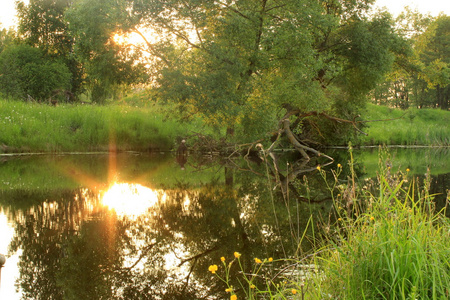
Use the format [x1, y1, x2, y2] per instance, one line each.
[2, 151, 447, 299]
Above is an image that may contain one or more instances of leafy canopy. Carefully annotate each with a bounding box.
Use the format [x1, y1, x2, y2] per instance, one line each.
[0, 44, 71, 101]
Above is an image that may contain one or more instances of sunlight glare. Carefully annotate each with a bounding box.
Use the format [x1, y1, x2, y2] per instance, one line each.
[102, 183, 159, 217]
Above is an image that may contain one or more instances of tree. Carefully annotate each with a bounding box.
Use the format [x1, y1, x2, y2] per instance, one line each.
[0, 27, 16, 53]
[0, 44, 71, 101]
[416, 15, 450, 110]
[119, 0, 403, 149]
[58, 0, 404, 150]
[372, 11, 449, 110]
[16, 0, 84, 99]
[65, 0, 147, 103]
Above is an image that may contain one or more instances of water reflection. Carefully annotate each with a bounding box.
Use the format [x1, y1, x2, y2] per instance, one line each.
[0, 150, 448, 299]
[102, 183, 160, 217]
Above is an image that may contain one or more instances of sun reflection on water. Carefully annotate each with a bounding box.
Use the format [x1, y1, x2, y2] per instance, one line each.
[102, 183, 159, 217]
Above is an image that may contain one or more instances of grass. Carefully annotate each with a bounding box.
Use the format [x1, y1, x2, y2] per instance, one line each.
[0, 98, 210, 153]
[304, 149, 450, 299]
[208, 148, 450, 299]
[1, 97, 449, 153]
[360, 104, 450, 146]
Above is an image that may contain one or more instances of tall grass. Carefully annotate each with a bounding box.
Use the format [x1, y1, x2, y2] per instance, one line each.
[360, 104, 450, 146]
[307, 152, 450, 299]
[207, 148, 450, 299]
[0, 99, 193, 152]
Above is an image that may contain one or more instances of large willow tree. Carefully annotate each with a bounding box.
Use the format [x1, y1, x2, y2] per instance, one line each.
[67, 0, 404, 148]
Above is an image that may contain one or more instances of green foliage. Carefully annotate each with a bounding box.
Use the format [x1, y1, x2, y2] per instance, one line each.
[311, 165, 450, 299]
[16, 0, 84, 97]
[360, 103, 450, 145]
[416, 15, 450, 109]
[338, 12, 397, 97]
[373, 12, 449, 110]
[0, 44, 71, 100]
[65, 0, 146, 103]
[16, 0, 72, 56]
[0, 27, 16, 52]
[105, 0, 403, 140]
[5, 0, 408, 143]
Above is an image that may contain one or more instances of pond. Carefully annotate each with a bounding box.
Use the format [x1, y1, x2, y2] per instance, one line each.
[0, 148, 448, 299]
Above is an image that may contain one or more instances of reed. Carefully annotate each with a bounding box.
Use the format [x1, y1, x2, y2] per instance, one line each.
[207, 148, 450, 299]
[306, 151, 450, 299]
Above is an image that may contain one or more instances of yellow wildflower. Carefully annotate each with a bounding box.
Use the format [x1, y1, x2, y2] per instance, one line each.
[337, 163, 342, 168]
[316, 165, 321, 170]
[208, 265, 218, 274]
[250, 284, 256, 289]
[292, 289, 297, 295]
[221, 257, 225, 262]
[370, 216, 375, 221]
[338, 218, 342, 221]
[234, 252, 241, 258]
[230, 295, 237, 300]
[268, 257, 273, 262]
[406, 168, 410, 172]
[225, 288, 232, 293]
[254, 258, 262, 264]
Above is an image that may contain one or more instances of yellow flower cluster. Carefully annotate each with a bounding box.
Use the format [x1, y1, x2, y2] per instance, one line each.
[208, 253, 281, 299]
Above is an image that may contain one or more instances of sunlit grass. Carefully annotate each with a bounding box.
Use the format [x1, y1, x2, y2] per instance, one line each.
[0, 98, 192, 152]
[361, 104, 450, 146]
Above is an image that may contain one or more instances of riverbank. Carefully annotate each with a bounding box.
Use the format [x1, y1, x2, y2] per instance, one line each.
[359, 103, 449, 146]
[1, 99, 449, 154]
[0, 99, 213, 153]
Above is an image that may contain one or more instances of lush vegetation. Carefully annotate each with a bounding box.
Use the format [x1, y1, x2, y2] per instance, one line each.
[0, 97, 448, 155]
[2, 0, 448, 152]
[0, 98, 202, 153]
[206, 153, 450, 299]
[372, 10, 449, 110]
[360, 103, 450, 146]
[0, 3, 448, 299]
[309, 156, 450, 299]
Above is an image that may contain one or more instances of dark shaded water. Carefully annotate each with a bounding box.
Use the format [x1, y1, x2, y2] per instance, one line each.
[0, 148, 448, 299]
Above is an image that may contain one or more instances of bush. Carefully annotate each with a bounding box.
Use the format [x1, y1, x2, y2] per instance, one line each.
[0, 44, 71, 101]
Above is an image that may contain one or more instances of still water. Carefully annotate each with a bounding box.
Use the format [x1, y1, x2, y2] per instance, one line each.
[0, 148, 448, 299]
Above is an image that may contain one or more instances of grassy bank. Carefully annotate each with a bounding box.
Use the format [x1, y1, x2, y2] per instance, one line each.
[207, 153, 450, 299]
[360, 104, 450, 146]
[0, 99, 209, 153]
[308, 164, 450, 299]
[1, 98, 449, 154]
